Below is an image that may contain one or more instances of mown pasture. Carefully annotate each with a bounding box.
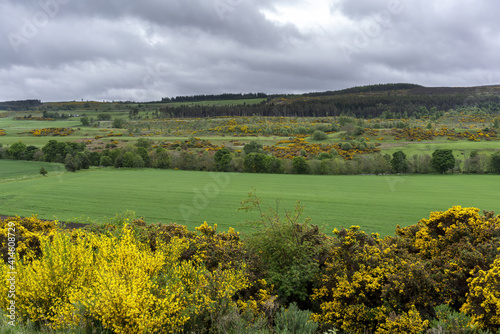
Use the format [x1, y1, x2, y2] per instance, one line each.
[0, 160, 498, 236]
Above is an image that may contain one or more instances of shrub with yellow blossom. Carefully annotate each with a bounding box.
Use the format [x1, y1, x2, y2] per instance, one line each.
[0, 229, 94, 329]
[395, 206, 500, 309]
[311, 226, 433, 333]
[0, 224, 250, 333]
[0, 215, 56, 262]
[461, 252, 500, 332]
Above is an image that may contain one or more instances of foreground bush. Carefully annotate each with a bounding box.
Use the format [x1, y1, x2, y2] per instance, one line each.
[462, 255, 500, 331]
[311, 206, 500, 333]
[1, 205, 500, 333]
[0, 215, 56, 262]
[0, 224, 250, 333]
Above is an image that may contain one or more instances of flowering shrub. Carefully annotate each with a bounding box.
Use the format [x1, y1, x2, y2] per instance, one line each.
[396, 206, 500, 309]
[13, 116, 54, 121]
[461, 253, 500, 331]
[0, 224, 250, 333]
[2, 206, 500, 333]
[0, 230, 94, 328]
[311, 226, 432, 333]
[312, 207, 500, 333]
[22, 127, 74, 136]
[0, 215, 56, 262]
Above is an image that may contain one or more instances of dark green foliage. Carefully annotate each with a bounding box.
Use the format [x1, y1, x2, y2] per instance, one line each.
[8, 141, 27, 160]
[391, 150, 409, 173]
[152, 149, 170, 169]
[136, 147, 151, 167]
[156, 85, 500, 119]
[464, 152, 488, 174]
[240, 189, 330, 307]
[64, 154, 77, 172]
[292, 156, 309, 174]
[491, 153, 500, 173]
[244, 153, 269, 173]
[75, 152, 90, 170]
[112, 118, 126, 128]
[214, 148, 232, 172]
[266, 156, 283, 174]
[317, 152, 333, 160]
[122, 151, 145, 168]
[135, 138, 151, 149]
[312, 130, 328, 141]
[97, 113, 111, 121]
[39, 167, 48, 176]
[0, 99, 41, 111]
[87, 151, 101, 166]
[80, 116, 90, 126]
[24, 145, 39, 161]
[43, 140, 81, 163]
[108, 149, 121, 163]
[295, 126, 308, 134]
[340, 142, 352, 150]
[493, 118, 500, 129]
[338, 116, 355, 127]
[162, 92, 267, 103]
[431, 149, 455, 173]
[99, 155, 113, 167]
[244, 141, 264, 154]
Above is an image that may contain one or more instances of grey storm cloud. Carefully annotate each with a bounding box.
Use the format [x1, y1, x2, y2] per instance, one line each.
[0, 0, 499, 101]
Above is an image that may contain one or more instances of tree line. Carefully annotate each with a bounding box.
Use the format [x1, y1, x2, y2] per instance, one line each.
[158, 94, 500, 119]
[161, 92, 268, 103]
[2, 139, 500, 176]
[0, 99, 42, 111]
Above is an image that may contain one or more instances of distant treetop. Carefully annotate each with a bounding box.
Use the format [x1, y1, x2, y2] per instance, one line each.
[0, 99, 42, 111]
[161, 92, 267, 103]
[304, 83, 423, 97]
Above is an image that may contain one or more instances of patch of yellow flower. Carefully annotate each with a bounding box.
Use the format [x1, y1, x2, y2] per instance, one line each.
[0, 223, 249, 333]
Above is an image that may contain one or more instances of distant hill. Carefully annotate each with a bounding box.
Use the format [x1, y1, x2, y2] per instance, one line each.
[0, 99, 42, 111]
[304, 83, 423, 97]
[4, 84, 500, 118]
[158, 84, 500, 118]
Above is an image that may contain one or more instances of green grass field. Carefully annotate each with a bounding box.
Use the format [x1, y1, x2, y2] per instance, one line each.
[1, 160, 498, 236]
[0, 160, 65, 181]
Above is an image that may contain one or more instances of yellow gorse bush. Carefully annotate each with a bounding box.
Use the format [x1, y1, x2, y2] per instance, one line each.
[375, 305, 429, 334]
[461, 250, 500, 331]
[0, 229, 93, 328]
[2, 208, 500, 332]
[0, 215, 57, 261]
[0, 223, 250, 333]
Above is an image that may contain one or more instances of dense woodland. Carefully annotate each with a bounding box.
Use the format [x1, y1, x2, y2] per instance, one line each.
[158, 85, 500, 119]
[160, 92, 268, 103]
[0, 99, 41, 111]
[4, 84, 500, 119]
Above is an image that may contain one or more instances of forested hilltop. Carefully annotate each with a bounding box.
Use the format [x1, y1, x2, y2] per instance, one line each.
[157, 83, 500, 118]
[3, 83, 500, 118]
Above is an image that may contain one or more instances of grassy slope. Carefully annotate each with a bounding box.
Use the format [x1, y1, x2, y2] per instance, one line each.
[1, 161, 498, 236]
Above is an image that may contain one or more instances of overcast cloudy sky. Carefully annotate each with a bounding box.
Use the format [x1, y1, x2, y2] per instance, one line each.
[1, 0, 499, 102]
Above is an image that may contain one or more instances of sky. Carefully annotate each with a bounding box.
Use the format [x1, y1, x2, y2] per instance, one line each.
[1, 0, 499, 102]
